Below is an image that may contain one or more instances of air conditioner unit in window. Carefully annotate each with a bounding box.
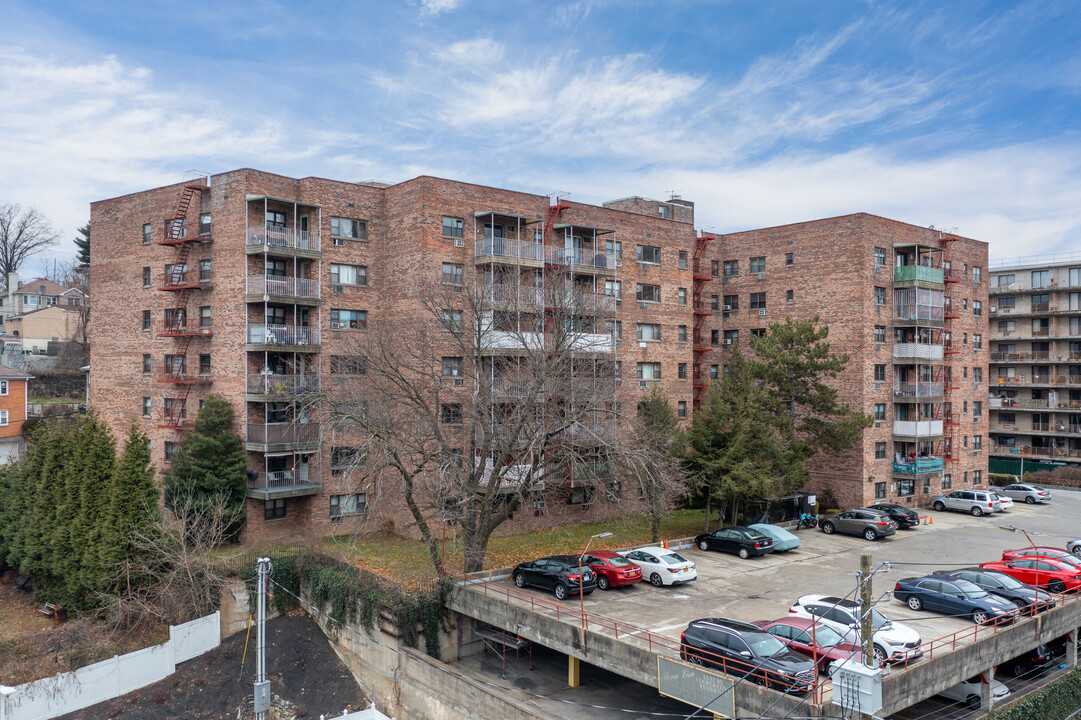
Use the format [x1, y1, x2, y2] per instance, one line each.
[723, 304, 732, 311]
[453, 285, 463, 293]
[333, 284, 343, 293]
[874, 266, 882, 273]
[722, 338, 732, 345]
[615, 299, 622, 306]
[757, 273, 766, 280]
[639, 380, 647, 388]
[331, 322, 342, 329]
[533, 498, 546, 510]
[453, 379, 463, 386]
[758, 309, 766, 316]
[722, 277, 730, 284]
[990, 307, 997, 313]
[454, 238, 464, 247]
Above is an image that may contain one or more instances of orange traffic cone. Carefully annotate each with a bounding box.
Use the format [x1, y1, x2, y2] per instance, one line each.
[928, 515, 934, 525]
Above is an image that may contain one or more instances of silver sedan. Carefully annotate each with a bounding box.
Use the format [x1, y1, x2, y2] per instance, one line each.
[1068, 539, 1081, 558]
[997, 483, 1051, 505]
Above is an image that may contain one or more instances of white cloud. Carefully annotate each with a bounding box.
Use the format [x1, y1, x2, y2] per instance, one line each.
[420, 0, 462, 14]
[437, 37, 504, 66]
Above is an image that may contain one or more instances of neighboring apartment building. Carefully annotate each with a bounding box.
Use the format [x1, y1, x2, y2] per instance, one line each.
[988, 252, 1081, 470]
[89, 170, 988, 541]
[0, 362, 33, 462]
[0, 275, 87, 331]
[5, 305, 83, 353]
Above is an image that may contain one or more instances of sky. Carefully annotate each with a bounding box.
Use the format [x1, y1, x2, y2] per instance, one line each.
[2, 0, 1080, 276]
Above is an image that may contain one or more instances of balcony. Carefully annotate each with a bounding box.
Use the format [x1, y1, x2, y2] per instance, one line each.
[546, 246, 617, 272]
[245, 422, 320, 452]
[894, 382, 944, 399]
[569, 332, 616, 353]
[892, 457, 945, 475]
[988, 442, 1081, 460]
[893, 343, 944, 362]
[159, 322, 213, 338]
[246, 373, 320, 399]
[245, 469, 322, 500]
[246, 324, 320, 350]
[893, 420, 944, 438]
[480, 331, 545, 354]
[994, 374, 1081, 386]
[474, 237, 544, 263]
[246, 225, 321, 254]
[894, 266, 944, 284]
[482, 284, 544, 306]
[1030, 422, 1081, 435]
[158, 369, 212, 384]
[159, 270, 213, 291]
[247, 275, 321, 302]
[894, 304, 944, 326]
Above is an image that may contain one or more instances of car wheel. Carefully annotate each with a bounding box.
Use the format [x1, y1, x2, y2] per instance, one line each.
[699, 540, 709, 551]
[1072, 545, 1081, 559]
[972, 610, 989, 624]
[687, 652, 703, 666]
[738, 547, 750, 559]
[597, 575, 610, 591]
[907, 595, 923, 611]
[650, 573, 663, 587]
[966, 695, 981, 710]
[821, 522, 835, 534]
[872, 645, 888, 666]
[971, 506, 983, 517]
[1049, 580, 1067, 594]
[554, 583, 568, 600]
[933, 501, 945, 512]
[821, 660, 832, 676]
[1025, 496, 1036, 504]
[514, 573, 526, 589]
[1012, 662, 1027, 678]
[863, 528, 878, 542]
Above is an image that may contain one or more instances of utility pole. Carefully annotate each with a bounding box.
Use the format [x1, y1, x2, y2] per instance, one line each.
[859, 552, 874, 720]
[254, 558, 272, 720]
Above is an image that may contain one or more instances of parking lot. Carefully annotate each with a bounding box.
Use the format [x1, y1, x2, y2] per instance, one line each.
[480, 489, 1080, 718]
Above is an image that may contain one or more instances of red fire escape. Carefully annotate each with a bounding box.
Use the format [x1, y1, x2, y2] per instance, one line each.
[691, 232, 715, 410]
[157, 179, 213, 430]
[940, 234, 960, 462]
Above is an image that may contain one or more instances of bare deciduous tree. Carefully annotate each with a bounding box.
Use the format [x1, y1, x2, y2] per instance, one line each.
[323, 270, 676, 574]
[0, 204, 61, 286]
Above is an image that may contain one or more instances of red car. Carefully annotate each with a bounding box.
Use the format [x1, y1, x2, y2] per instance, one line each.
[580, 550, 643, 590]
[1002, 547, 1081, 571]
[979, 559, 1081, 594]
[752, 617, 863, 673]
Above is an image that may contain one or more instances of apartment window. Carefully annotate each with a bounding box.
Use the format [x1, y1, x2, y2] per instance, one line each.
[963, 471, 969, 484]
[711, 329, 720, 345]
[898, 479, 914, 497]
[142, 267, 151, 287]
[874, 442, 887, 459]
[678, 325, 687, 342]
[440, 263, 463, 285]
[723, 260, 737, 277]
[973, 334, 982, 349]
[163, 441, 179, 461]
[713, 260, 722, 277]
[963, 436, 968, 449]
[677, 288, 687, 305]
[330, 493, 367, 518]
[710, 364, 719, 379]
[199, 306, 211, 328]
[962, 298, 968, 310]
[442, 357, 463, 377]
[636, 362, 661, 380]
[874, 247, 887, 266]
[974, 470, 982, 485]
[942, 474, 951, 490]
[678, 363, 687, 379]
[330, 217, 367, 240]
[605, 279, 621, 297]
[711, 295, 719, 311]
[785, 253, 793, 266]
[636, 284, 661, 303]
[874, 364, 886, 381]
[750, 257, 766, 274]
[679, 251, 688, 269]
[166, 307, 187, 329]
[331, 264, 368, 286]
[142, 310, 151, 331]
[1032, 270, 1050, 288]
[142, 354, 151, 373]
[442, 216, 464, 238]
[786, 289, 794, 304]
[637, 245, 661, 264]
[723, 329, 738, 345]
[441, 403, 463, 424]
[330, 356, 367, 375]
[636, 323, 661, 342]
[265, 258, 287, 278]
[610, 320, 622, 340]
[724, 295, 738, 311]
[441, 309, 463, 335]
[874, 404, 886, 420]
[331, 309, 367, 329]
[606, 240, 622, 261]
[136, 396, 150, 418]
[0, 409, 10, 427]
[999, 320, 1015, 333]
[750, 293, 766, 309]
[973, 267, 981, 283]
[265, 499, 287, 520]
[142, 223, 152, 245]
[973, 367, 982, 383]
[874, 286, 886, 304]
[973, 435, 982, 450]
[265, 211, 286, 230]
[973, 301, 982, 316]
[677, 401, 687, 418]
[997, 274, 1015, 287]
[750, 328, 766, 338]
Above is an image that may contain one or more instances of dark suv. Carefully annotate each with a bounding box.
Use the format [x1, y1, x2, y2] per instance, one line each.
[680, 618, 816, 693]
[512, 555, 597, 600]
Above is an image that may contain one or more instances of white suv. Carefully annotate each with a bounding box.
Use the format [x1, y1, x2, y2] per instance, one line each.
[931, 489, 1001, 516]
[789, 594, 922, 666]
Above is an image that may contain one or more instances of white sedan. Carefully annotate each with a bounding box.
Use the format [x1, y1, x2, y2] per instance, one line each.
[619, 547, 697, 587]
[938, 676, 1010, 710]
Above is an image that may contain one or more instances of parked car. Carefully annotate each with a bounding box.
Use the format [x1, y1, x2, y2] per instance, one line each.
[579, 550, 642, 591]
[1002, 547, 1081, 571]
[991, 492, 1014, 511]
[748, 524, 801, 552]
[892, 575, 1020, 625]
[931, 568, 1056, 614]
[997, 483, 1051, 504]
[867, 503, 921, 529]
[752, 617, 862, 673]
[979, 558, 1081, 594]
[999, 644, 1052, 678]
[680, 617, 816, 693]
[619, 547, 697, 587]
[695, 526, 775, 558]
[819, 508, 896, 541]
[1070, 539, 1081, 558]
[931, 489, 1001, 516]
[788, 594, 922, 665]
[512, 555, 597, 600]
[937, 676, 1010, 710]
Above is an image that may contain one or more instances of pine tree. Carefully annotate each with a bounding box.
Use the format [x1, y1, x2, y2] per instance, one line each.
[74, 223, 90, 268]
[103, 423, 159, 591]
[163, 395, 247, 540]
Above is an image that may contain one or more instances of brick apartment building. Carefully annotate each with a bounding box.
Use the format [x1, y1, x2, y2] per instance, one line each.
[89, 169, 988, 541]
[988, 252, 1081, 471]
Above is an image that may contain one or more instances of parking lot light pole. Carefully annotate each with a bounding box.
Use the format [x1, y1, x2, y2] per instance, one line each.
[579, 532, 613, 643]
[1000, 524, 1041, 597]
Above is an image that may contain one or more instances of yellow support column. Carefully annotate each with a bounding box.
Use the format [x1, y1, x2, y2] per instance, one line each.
[568, 655, 581, 687]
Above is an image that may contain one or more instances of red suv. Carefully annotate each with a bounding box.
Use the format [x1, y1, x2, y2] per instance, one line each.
[580, 550, 643, 590]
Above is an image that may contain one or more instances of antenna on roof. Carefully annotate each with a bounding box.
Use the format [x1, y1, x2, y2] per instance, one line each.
[667, 190, 681, 202]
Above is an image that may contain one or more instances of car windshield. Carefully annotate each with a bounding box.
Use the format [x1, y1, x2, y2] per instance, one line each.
[745, 529, 767, 539]
[607, 557, 634, 568]
[870, 609, 890, 629]
[748, 633, 788, 657]
[808, 625, 845, 648]
[662, 553, 688, 565]
[955, 579, 988, 599]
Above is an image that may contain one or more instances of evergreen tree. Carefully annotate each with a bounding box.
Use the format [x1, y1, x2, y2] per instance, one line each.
[103, 423, 159, 591]
[163, 395, 247, 540]
[74, 223, 90, 268]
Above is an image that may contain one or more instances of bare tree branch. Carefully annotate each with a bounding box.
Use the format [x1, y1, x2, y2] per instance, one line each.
[0, 204, 61, 286]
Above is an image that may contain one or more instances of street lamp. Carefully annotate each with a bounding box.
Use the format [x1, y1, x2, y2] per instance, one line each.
[579, 532, 613, 641]
[1000, 524, 1044, 599]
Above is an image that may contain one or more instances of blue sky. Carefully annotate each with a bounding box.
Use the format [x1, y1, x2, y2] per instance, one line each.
[2, 0, 1080, 274]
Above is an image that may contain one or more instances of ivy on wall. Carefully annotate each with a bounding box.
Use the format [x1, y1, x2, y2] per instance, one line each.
[988, 669, 1081, 720]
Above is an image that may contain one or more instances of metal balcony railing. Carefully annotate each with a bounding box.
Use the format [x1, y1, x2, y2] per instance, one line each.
[246, 225, 321, 251]
[892, 458, 945, 474]
[894, 304, 944, 322]
[246, 469, 321, 491]
[893, 343, 944, 361]
[247, 373, 320, 396]
[893, 420, 944, 437]
[894, 382, 944, 398]
[246, 422, 320, 446]
[894, 266, 944, 284]
[247, 324, 319, 346]
[247, 274, 320, 299]
[474, 237, 544, 262]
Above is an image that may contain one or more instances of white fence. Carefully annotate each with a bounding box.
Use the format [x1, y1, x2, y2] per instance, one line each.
[3, 611, 220, 720]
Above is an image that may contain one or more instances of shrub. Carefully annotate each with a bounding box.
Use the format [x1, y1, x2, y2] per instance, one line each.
[988, 669, 1081, 720]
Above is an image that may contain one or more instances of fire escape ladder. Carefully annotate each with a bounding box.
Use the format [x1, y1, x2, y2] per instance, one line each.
[940, 234, 959, 462]
[691, 232, 715, 410]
